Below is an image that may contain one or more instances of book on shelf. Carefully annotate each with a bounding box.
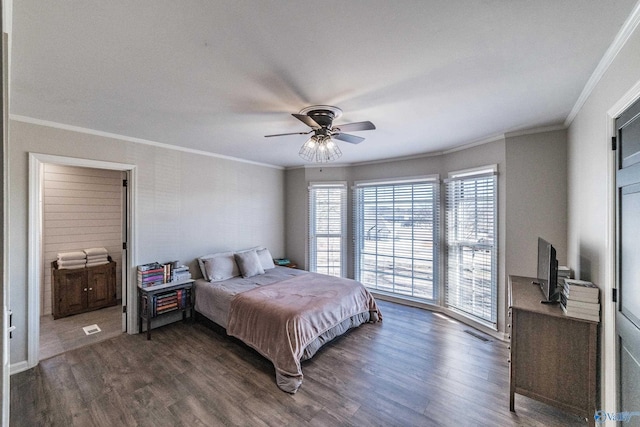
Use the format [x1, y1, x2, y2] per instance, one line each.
[137, 261, 193, 288]
[562, 287, 599, 303]
[560, 303, 600, 322]
[563, 278, 599, 293]
[556, 266, 572, 286]
[560, 293, 599, 312]
[137, 262, 164, 272]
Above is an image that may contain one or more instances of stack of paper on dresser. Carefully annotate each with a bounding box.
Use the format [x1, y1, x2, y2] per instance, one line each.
[56, 251, 86, 269]
[84, 247, 110, 267]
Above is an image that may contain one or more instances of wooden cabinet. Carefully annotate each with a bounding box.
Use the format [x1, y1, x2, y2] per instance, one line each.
[508, 275, 598, 426]
[52, 260, 117, 319]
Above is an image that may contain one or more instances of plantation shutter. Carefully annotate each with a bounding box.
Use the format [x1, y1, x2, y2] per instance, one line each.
[308, 182, 347, 277]
[445, 168, 497, 327]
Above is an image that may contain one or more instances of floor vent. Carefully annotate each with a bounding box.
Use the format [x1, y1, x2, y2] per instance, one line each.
[464, 329, 491, 342]
[82, 324, 102, 336]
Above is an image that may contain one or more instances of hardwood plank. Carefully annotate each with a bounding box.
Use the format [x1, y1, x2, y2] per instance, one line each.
[12, 300, 588, 426]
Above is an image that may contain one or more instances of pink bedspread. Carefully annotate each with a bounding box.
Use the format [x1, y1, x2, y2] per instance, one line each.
[226, 272, 381, 393]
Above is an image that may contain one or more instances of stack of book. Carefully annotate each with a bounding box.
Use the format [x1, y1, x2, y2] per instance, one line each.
[560, 279, 600, 322]
[172, 265, 191, 282]
[138, 262, 191, 288]
[154, 291, 178, 316]
[137, 262, 165, 288]
[557, 266, 572, 287]
[151, 288, 191, 316]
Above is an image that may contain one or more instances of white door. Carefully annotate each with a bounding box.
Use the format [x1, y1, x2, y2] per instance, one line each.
[615, 97, 640, 425]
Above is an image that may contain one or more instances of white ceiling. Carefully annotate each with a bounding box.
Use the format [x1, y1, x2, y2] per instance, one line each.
[10, 1, 639, 168]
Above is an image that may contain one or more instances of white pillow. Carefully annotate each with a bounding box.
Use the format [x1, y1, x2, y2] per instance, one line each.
[256, 248, 276, 270]
[198, 251, 239, 281]
[234, 250, 265, 278]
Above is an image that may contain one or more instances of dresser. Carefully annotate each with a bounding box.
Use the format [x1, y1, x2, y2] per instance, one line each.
[508, 275, 598, 426]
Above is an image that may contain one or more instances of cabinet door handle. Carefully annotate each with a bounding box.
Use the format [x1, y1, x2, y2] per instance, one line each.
[84, 288, 88, 292]
[89, 288, 93, 291]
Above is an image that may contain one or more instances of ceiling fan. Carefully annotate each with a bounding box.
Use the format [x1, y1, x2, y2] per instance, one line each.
[264, 105, 376, 162]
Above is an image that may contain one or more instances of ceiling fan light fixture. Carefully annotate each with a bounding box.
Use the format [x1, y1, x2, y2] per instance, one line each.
[299, 135, 342, 163]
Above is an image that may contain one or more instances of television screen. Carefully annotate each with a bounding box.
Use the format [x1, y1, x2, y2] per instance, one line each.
[536, 237, 558, 303]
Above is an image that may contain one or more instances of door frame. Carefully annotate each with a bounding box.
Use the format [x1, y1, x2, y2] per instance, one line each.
[27, 153, 137, 370]
[605, 78, 640, 414]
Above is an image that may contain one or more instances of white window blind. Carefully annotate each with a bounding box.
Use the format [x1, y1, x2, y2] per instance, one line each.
[308, 183, 347, 277]
[445, 169, 497, 327]
[355, 178, 438, 301]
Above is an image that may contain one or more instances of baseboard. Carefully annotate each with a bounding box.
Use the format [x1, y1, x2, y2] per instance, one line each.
[10, 360, 30, 375]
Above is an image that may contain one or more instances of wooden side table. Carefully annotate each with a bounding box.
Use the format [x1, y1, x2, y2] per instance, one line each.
[138, 279, 194, 340]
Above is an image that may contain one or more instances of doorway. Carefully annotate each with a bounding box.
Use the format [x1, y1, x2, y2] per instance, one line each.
[39, 164, 125, 360]
[27, 153, 136, 369]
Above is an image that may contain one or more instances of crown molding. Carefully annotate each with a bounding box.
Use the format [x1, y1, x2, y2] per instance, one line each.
[9, 115, 284, 170]
[504, 124, 566, 139]
[565, 0, 640, 126]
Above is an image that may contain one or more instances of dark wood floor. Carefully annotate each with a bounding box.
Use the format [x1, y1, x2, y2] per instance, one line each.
[11, 300, 588, 426]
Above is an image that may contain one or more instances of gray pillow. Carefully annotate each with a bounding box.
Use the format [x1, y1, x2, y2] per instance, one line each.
[200, 252, 239, 282]
[257, 248, 276, 270]
[234, 250, 265, 278]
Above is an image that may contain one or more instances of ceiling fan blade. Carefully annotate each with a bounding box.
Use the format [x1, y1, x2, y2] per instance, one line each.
[264, 131, 311, 138]
[334, 133, 365, 144]
[333, 121, 376, 132]
[292, 113, 321, 128]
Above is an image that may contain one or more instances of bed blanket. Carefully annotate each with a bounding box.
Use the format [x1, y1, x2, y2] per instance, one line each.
[226, 271, 381, 393]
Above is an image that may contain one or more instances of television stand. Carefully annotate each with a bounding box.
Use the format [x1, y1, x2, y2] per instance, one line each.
[509, 275, 597, 427]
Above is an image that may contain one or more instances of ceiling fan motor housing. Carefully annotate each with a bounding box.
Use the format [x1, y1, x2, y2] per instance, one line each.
[299, 105, 343, 129]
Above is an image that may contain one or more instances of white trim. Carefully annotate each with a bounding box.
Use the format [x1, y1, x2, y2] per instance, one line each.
[308, 181, 348, 190]
[448, 164, 498, 179]
[565, 1, 640, 126]
[503, 125, 566, 139]
[8, 361, 28, 376]
[354, 174, 439, 187]
[11, 115, 284, 170]
[604, 78, 640, 416]
[27, 153, 138, 371]
[2, 1, 11, 35]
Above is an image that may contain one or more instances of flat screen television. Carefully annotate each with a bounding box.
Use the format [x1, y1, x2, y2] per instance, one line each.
[535, 237, 558, 303]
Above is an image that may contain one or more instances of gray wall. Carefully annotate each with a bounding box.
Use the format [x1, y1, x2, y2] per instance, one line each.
[566, 15, 640, 413]
[285, 131, 568, 337]
[505, 130, 568, 278]
[9, 120, 286, 366]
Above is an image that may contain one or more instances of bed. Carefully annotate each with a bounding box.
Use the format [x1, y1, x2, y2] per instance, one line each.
[193, 248, 382, 393]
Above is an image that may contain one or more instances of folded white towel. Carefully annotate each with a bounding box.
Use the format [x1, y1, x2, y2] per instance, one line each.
[86, 260, 109, 267]
[58, 263, 86, 270]
[57, 251, 86, 261]
[86, 254, 109, 261]
[84, 247, 108, 256]
[57, 259, 86, 267]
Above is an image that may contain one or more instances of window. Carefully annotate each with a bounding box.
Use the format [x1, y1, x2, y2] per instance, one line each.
[354, 177, 438, 301]
[308, 182, 347, 277]
[445, 167, 497, 327]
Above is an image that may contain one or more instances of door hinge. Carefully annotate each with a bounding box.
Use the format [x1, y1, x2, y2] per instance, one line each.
[612, 288, 618, 303]
[612, 136, 617, 151]
[123, 179, 128, 187]
[123, 242, 127, 250]
[122, 305, 127, 314]
[8, 310, 15, 339]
